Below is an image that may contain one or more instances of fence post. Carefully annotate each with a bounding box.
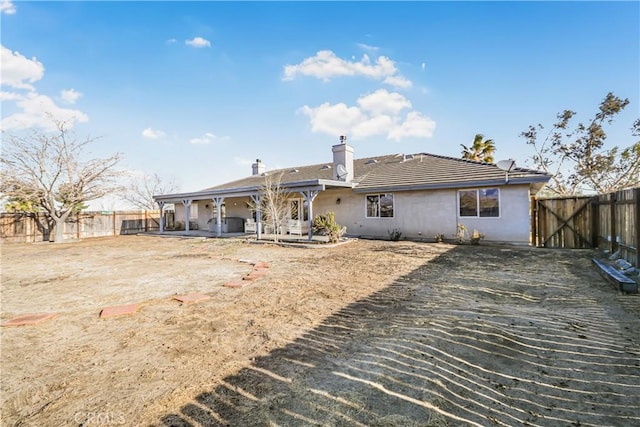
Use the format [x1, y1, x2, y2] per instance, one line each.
[591, 197, 599, 248]
[610, 191, 617, 254]
[635, 188, 640, 268]
[77, 212, 81, 240]
[113, 211, 117, 236]
[144, 210, 149, 232]
[530, 196, 538, 246]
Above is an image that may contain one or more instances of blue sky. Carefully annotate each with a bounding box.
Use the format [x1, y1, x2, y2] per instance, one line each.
[2, 1, 638, 208]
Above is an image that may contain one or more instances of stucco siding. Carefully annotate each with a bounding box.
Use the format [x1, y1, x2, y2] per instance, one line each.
[171, 185, 532, 243]
[313, 189, 458, 240]
[456, 185, 532, 243]
[313, 186, 531, 243]
[174, 201, 210, 230]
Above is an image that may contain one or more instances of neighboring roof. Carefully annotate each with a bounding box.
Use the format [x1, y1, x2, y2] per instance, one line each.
[155, 151, 551, 201]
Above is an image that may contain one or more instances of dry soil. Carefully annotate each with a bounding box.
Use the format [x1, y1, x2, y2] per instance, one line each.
[1, 235, 639, 427]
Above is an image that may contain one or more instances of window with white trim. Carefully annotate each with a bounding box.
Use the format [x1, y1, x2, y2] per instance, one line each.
[366, 193, 394, 218]
[189, 203, 199, 220]
[458, 188, 500, 217]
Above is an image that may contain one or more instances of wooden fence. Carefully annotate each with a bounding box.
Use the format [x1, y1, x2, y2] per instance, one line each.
[0, 211, 162, 243]
[533, 187, 639, 267]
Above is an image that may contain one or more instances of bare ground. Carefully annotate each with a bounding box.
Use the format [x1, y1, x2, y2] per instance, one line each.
[1, 235, 639, 427]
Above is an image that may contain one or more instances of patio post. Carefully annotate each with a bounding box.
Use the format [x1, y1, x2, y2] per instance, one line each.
[250, 194, 262, 240]
[182, 199, 191, 235]
[158, 201, 165, 233]
[301, 190, 319, 241]
[213, 196, 224, 237]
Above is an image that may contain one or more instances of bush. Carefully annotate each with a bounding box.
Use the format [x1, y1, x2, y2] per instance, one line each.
[456, 224, 484, 244]
[312, 212, 346, 243]
[470, 229, 484, 245]
[388, 228, 402, 241]
[455, 224, 468, 244]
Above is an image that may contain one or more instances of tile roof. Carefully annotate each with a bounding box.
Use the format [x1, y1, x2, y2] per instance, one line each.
[204, 152, 550, 193]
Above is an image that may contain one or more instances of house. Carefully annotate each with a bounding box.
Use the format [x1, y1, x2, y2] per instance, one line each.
[154, 136, 551, 244]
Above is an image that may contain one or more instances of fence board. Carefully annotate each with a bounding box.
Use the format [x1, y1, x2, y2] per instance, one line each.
[0, 211, 163, 243]
[535, 187, 638, 267]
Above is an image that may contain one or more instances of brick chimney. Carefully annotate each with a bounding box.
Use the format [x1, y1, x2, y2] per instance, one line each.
[332, 135, 354, 182]
[252, 159, 265, 176]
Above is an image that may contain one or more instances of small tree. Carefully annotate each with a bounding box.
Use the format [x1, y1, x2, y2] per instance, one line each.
[0, 120, 122, 242]
[522, 92, 639, 196]
[249, 172, 291, 242]
[122, 172, 179, 210]
[461, 134, 496, 163]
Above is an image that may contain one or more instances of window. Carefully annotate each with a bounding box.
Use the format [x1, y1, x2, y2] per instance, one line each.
[366, 193, 394, 218]
[189, 203, 198, 220]
[290, 200, 299, 220]
[458, 188, 499, 217]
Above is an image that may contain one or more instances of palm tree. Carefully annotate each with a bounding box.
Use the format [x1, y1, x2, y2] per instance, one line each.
[461, 134, 496, 163]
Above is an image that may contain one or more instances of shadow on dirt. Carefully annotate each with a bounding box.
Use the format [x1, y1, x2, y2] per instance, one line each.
[160, 245, 640, 427]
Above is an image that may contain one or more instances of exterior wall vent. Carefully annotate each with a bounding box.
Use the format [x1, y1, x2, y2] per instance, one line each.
[321, 164, 332, 170]
[289, 168, 299, 173]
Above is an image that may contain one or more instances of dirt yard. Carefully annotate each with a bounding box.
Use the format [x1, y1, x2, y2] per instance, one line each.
[1, 235, 639, 426]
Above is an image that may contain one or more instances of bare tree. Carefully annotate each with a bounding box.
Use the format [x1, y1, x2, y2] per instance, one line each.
[249, 172, 291, 242]
[522, 93, 639, 196]
[122, 172, 179, 210]
[0, 120, 122, 242]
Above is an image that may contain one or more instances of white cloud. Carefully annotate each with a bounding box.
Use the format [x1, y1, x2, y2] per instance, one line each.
[357, 89, 412, 116]
[1, 91, 89, 131]
[185, 37, 211, 48]
[283, 50, 412, 89]
[383, 75, 412, 89]
[421, 62, 426, 71]
[387, 111, 436, 141]
[356, 43, 379, 53]
[1, 0, 16, 15]
[351, 115, 395, 139]
[299, 103, 367, 136]
[299, 90, 435, 141]
[0, 91, 22, 101]
[189, 132, 217, 145]
[166, 38, 177, 44]
[142, 127, 166, 139]
[60, 88, 82, 104]
[0, 45, 89, 131]
[1, 45, 44, 90]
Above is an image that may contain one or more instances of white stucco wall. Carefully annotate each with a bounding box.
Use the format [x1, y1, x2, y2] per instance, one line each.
[174, 201, 211, 230]
[312, 185, 532, 243]
[174, 198, 254, 231]
[170, 184, 532, 243]
[455, 185, 532, 244]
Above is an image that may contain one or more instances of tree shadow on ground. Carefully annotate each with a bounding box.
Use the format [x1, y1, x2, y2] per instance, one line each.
[160, 245, 640, 427]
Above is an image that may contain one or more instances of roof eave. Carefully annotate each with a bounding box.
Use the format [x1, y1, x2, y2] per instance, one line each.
[154, 179, 354, 202]
[352, 176, 551, 193]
